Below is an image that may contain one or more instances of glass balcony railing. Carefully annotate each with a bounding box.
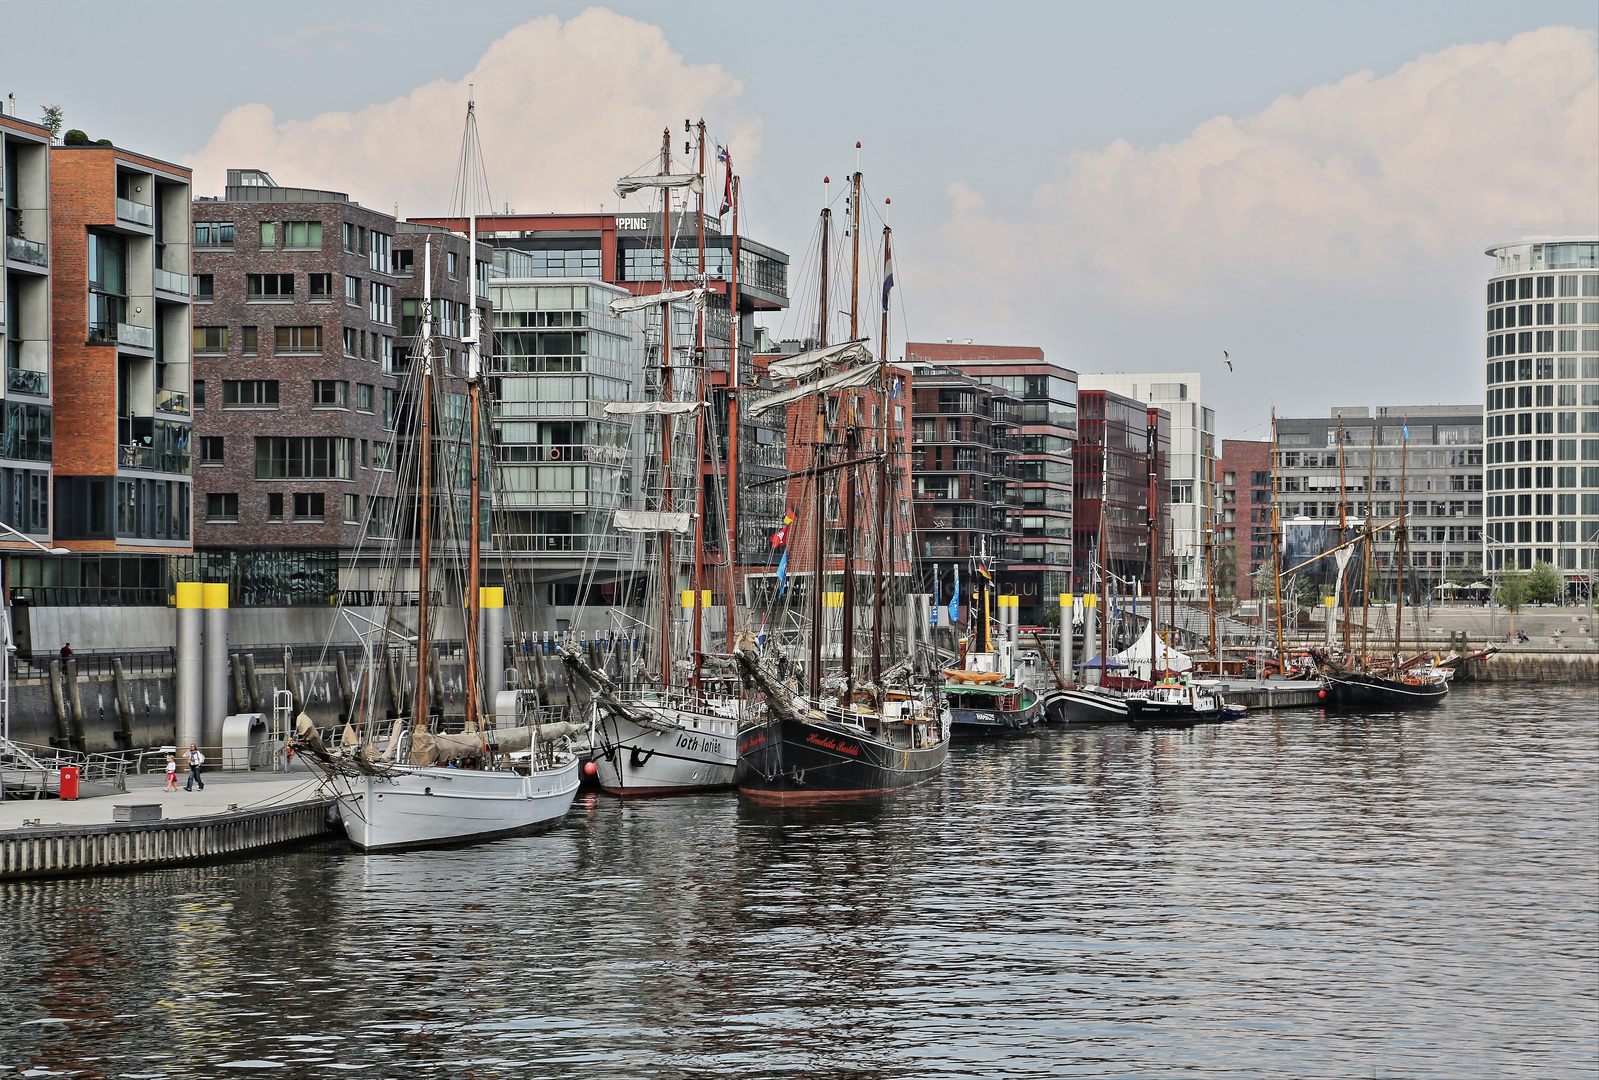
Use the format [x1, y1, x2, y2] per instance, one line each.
[153, 268, 189, 295]
[5, 235, 47, 266]
[116, 198, 153, 227]
[155, 387, 190, 414]
[7, 367, 49, 396]
[118, 444, 191, 474]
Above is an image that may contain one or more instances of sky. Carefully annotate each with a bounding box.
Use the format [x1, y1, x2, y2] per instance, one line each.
[4, 1, 1596, 439]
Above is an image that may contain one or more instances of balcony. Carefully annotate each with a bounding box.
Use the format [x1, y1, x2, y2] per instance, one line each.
[117, 322, 154, 350]
[116, 198, 153, 227]
[5, 235, 47, 267]
[7, 367, 49, 397]
[153, 268, 190, 296]
[118, 443, 191, 474]
[155, 387, 191, 415]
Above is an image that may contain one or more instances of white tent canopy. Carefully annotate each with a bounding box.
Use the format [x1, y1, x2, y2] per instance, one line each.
[1114, 626, 1192, 673]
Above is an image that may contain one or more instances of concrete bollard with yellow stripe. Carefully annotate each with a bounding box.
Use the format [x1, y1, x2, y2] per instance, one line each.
[175, 583, 204, 750]
[480, 587, 505, 699]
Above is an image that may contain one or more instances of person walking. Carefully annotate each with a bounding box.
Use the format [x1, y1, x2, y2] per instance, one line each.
[184, 744, 206, 791]
[163, 753, 178, 792]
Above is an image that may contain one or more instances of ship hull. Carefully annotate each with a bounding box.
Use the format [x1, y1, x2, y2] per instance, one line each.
[946, 691, 1045, 737]
[736, 715, 948, 803]
[332, 759, 581, 852]
[1046, 687, 1131, 724]
[1323, 672, 1448, 709]
[591, 709, 738, 796]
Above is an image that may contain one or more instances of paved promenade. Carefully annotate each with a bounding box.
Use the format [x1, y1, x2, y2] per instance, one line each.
[0, 770, 328, 833]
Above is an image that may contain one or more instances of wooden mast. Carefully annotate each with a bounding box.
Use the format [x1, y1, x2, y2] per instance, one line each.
[872, 222, 891, 687]
[1147, 412, 1159, 680]
[1360, 430, 1377, 666]
[1270, 409, 1286, 672]
[1095, 410, 1110, 683]
[463, 97, 483, 731]
[688, 124, 706, 694]
[414, 238, 435, 735]
[1204, 432, 1218, 673]
[840, 165, 861, 692]
[1338, 417, 1351, 657]
[657, 128, 675, 688]
[808, 205, 831, 699]
[726, 175, 741, 653]
[1395, 417, 1409, 660]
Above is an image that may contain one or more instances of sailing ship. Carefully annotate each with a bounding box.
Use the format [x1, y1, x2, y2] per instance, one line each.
[733, 163, 950, 801]
[559, 125, 743, 795]
[296, 97, 582, 850]
[941, 551, 1043, 735]
[1316, 417, 1449, 708]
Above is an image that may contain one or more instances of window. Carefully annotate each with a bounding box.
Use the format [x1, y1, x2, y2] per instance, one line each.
[392, 249, 415, 275]
[447, 251, 460, 279]
[259, 222, 276, 247]
[369, 282, 393, 324]
[223, 380, 279, 407]
[382, 388, 396, 430]
[192, 326, 228, 352]
[343, 222, 362, 254]
[343, 327, 360, 356]
[312, 380, 348, 407]
[241, 326, 258, 354]
[293, 492, 324, 521]
[193, 381, 205, 409]
[377, 336, 393, 371]
[275, 326, 322, 353]
[266, 493, 284, 521]
[198, 436, 224, 464]
[356, 384, 374, 412]
[205, 493, 238, 522]
[247, 273, 293, 299]
[345, 275, 361, 305]
[255, 437, 354, 478]
[193, 274, 214, 300]
[194, 221, 234, 246]
[309, 273, 333, 299]
[285, 221, 322, 248]
[343, 493, 359, 523]
[369, 232, 391, 273]
[372, 441, 392, 470]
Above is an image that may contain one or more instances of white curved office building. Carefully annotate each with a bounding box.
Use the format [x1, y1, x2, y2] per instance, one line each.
[1481, 237, 1599, 589]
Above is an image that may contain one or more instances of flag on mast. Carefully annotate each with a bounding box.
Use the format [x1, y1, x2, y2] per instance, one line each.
[717, 144, 733, 218]
[882, 232, 895, 312]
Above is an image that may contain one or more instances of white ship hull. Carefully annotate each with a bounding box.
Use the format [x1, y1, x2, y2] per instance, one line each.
[334, 758, 581, 852]
[592, 708, 738, 796]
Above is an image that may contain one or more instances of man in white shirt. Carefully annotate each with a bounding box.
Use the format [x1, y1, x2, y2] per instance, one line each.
[185, 744, 206, 792]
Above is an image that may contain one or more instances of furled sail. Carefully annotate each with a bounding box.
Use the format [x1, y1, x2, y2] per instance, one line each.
[766, 339, 872, 382]
[614, 510, 692, 533]
[603, 400, 702, 416]
[745, 362, 883, 419]
[616, 173, 704, 196]
[609, 288, 707, 316]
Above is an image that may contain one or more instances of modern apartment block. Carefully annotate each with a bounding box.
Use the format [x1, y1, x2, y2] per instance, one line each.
[905, 364, 1020, 579]
[903, 342, 1075, 627]
[2, 115, 53, 557]
[191, 170, 489, 600]
[1273, 406, 1483, 600]
[1217, 439, 1273, 600]
[1074, 389, 1167, 599]
[1078, 373, 1216, 599]
[1481, 237, 1599, 588]
[47, 140, 193, 565]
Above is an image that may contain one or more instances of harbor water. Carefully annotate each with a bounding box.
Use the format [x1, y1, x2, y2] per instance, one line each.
[2, 682, 1595, 1078]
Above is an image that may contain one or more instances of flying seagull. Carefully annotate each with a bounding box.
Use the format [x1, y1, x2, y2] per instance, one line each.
[1224, 351, 1233, 372]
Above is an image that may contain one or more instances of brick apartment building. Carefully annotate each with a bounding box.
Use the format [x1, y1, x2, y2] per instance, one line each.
[1218, 439, 1273, 600]
[1074, 389, 1166, 599]
[2, 115, 53, 557]
[191, 170, 488, 599]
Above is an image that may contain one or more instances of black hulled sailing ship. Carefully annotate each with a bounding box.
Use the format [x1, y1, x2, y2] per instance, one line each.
[734, 165, 949, 802]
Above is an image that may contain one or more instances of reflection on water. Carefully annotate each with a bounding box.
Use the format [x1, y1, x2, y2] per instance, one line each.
[3, 683, 1595, 1078]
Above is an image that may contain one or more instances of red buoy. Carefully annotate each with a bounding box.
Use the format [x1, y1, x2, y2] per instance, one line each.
[1318, 689, 1326, 699]
[583, 761, 598, 776]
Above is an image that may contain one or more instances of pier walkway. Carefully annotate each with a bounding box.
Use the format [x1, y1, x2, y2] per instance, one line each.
[0, 772, 335, 880]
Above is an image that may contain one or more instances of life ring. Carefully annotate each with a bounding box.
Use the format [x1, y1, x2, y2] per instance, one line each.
[548, 447, 561, 460]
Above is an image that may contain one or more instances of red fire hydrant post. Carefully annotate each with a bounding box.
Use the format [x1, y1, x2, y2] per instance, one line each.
[58, 766, 80, 800]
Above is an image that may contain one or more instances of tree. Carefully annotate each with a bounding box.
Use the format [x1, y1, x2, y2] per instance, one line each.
[1526, 561, 1562, 605]
[1213, 546, 1238, 598]
[40, 105, 63, 141]
[1495, 573, 1527, 636]
[62, 129, 89, 146]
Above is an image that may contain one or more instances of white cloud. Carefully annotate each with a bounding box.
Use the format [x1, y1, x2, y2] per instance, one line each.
[939, 26, 1598, 307]
[186, 8, 759, 217]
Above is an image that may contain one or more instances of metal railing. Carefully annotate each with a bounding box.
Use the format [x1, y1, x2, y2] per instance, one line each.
[155, 387, 191, 414]
[2, 738, 132, 795]
[7, 367, 48, 396]
[115, 197, 153, 227]
[153, 268, 189, 295]
[5, 235, 47, 266]
[118, 444, 191, 473]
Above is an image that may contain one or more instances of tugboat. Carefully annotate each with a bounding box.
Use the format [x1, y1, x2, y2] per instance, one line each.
[941, 553, 1044, 736]
[1126, 676, 1226, 726]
